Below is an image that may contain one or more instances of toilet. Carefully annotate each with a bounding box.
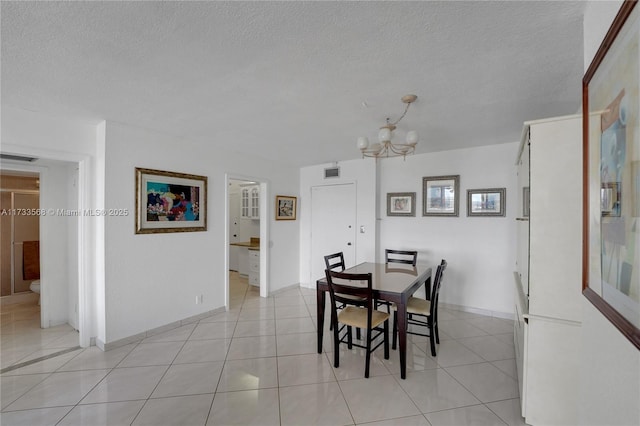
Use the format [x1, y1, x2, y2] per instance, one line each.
[30, 280, 41, 305]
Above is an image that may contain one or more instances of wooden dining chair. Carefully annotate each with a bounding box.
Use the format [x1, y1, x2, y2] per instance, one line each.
[377, 249, 419, 312]
[392, 259, 447, 356]
[325, 269, 390, 378]
[324, 252, 364, 338]
[385, 249, 418, 266]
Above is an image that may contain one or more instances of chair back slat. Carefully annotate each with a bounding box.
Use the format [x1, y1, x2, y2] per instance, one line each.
[324, 252, 346, 272]
[385, 249, 417, 266]
[325, 270, 372, 308]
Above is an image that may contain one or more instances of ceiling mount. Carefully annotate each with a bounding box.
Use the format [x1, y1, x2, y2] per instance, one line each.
[357, 94, 418, 160]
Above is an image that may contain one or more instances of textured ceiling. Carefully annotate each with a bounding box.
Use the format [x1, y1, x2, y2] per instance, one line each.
[1, 1, 586, 167]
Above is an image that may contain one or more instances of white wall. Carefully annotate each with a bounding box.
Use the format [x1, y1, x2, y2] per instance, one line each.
[299, 159, 377, 287]
[580, 2, 640, 425]
[103, 121, 299, 343]
[378, 143, 518, 315]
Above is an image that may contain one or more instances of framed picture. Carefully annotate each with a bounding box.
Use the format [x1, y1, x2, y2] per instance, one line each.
[582, 0, 639, 349]
[275, 195, 297, 220]
[135, 167, 207, 234]
[467, 188, 506, 217]
[387, 192, 416, 217]
[422, 175, 460, 217]
[523, 186, 530, 217]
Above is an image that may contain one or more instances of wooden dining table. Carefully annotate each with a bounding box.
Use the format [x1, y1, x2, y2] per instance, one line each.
[316, 262, 432, 379]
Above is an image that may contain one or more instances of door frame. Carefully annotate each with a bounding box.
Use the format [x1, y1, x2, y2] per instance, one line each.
[1, 143, 94, 348]
[224, 173, 269, 306]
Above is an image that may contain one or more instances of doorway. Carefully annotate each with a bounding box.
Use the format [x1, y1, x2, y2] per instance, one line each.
[310, 183, 357, 284]
[226, 176, 268, 307]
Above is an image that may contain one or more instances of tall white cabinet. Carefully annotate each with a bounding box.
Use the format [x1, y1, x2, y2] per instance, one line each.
[514, 114, 584, 426]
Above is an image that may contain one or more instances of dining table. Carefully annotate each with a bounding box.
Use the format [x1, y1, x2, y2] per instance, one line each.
[316, 262, 432, 379]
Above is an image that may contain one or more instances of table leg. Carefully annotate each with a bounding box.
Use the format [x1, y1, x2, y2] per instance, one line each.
[317, 287, 325, 353]
[397, 302, 408, 379]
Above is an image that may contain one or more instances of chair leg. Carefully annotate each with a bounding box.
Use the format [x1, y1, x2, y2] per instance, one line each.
[383, 319, 389, 360]
[347, 326, 353, 349]
[356, 328, 361, 340]
[429, 322, 437, 356]
[434, 322, 440, 344]
[392, 311, 398, 350]
[333, 325, 340, 368]
[364, 328, 372, 378]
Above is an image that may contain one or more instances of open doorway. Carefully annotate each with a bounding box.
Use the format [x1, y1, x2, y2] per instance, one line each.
[0, 160, 82, 371]
[226, 175, 268, 308]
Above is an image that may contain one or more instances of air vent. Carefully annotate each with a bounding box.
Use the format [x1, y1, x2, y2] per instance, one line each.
[0, 154, 38, 162]
[324, 167, 340, 179]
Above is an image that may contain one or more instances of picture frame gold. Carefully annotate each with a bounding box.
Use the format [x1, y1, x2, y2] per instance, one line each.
[275, 195, 297, 220]
[135, 167, 207, 234]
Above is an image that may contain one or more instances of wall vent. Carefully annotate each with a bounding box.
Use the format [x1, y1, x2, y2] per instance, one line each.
[324, 167, 340, 179]
[0, 154, 38, 162]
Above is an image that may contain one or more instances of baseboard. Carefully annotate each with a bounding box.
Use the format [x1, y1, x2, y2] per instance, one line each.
[269, 282, 302, 296]
[100, 306, 227, 352]
[440, 302, 514, 321]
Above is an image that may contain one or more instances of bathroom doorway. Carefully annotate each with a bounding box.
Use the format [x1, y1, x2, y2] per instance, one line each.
[0, 171, 41, 302]
[0, 162, 81, 371]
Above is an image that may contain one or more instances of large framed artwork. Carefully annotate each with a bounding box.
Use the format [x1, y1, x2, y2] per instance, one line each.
[582, 0, 639, 349]
[422, 175, 460, 217]
[135, 167, 207, 234]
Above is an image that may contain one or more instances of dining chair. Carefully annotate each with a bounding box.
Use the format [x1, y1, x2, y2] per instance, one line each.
[377, 249, 419, 312]
[324, 252, 364, 339]
[392, 259, 447, 356]
[385, 249, 418, 266]
[325, 269, 390, 378]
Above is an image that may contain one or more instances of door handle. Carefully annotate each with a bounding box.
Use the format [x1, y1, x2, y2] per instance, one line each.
[347, 242, 352, 246]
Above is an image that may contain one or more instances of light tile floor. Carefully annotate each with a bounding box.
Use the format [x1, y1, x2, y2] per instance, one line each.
[1, 272, 527, 425]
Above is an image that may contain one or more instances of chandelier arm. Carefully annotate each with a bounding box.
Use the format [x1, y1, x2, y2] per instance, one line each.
[388, 101, 412, 126]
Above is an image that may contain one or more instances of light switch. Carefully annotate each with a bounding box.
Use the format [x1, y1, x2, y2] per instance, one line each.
[360, 226, 365, 233]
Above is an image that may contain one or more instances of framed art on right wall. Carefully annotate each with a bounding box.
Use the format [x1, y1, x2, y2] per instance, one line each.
[582, 0, 640, 349]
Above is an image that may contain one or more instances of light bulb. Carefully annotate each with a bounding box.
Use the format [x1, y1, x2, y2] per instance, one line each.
[378, 127, 392, 142]
[357, 136, 370, 150]
[406, 130, 418, 146]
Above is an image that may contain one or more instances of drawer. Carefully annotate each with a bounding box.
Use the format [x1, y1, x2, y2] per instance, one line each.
[249, 250, 259, 260]
[249, 260, 260, 272]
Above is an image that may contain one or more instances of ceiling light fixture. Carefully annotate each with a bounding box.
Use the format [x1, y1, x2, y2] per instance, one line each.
[357, 94, 418, 159]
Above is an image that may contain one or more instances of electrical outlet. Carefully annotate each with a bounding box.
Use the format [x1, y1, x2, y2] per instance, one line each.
[199, 295, 204, 304]
[195, 296, 200, 304]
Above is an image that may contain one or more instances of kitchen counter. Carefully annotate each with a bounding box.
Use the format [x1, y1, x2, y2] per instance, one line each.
[230, 237, 260, 249]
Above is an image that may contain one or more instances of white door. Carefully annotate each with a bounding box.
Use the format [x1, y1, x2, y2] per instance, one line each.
[310, 183, 357, 285]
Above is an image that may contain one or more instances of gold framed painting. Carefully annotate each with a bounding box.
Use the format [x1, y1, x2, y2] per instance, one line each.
[135, 167, 207, 234]
[275, 195, 297, 220]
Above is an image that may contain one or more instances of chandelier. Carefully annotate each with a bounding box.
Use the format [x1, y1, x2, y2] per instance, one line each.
[357, 94, 418, 159]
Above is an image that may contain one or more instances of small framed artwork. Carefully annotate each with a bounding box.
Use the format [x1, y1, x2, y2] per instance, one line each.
[135, 167, 207, 234]
[467, 188, 506, 217]
[275, 195, 297, 220]
[387, 192, 416, 217]
[582, 0, 639, 348]
[423, 175, 460, 217]
[523, 186, 530, 217]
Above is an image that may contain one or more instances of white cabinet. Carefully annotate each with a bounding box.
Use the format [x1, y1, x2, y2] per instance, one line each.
[241, 185, 260, 219]
[248, 249, 259, 287]
[514, 114, 588, 426]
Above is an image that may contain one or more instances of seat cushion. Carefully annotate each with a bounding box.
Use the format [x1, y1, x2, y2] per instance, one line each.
[406, 297, 431, 316]
[338, 306, 390, 328]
